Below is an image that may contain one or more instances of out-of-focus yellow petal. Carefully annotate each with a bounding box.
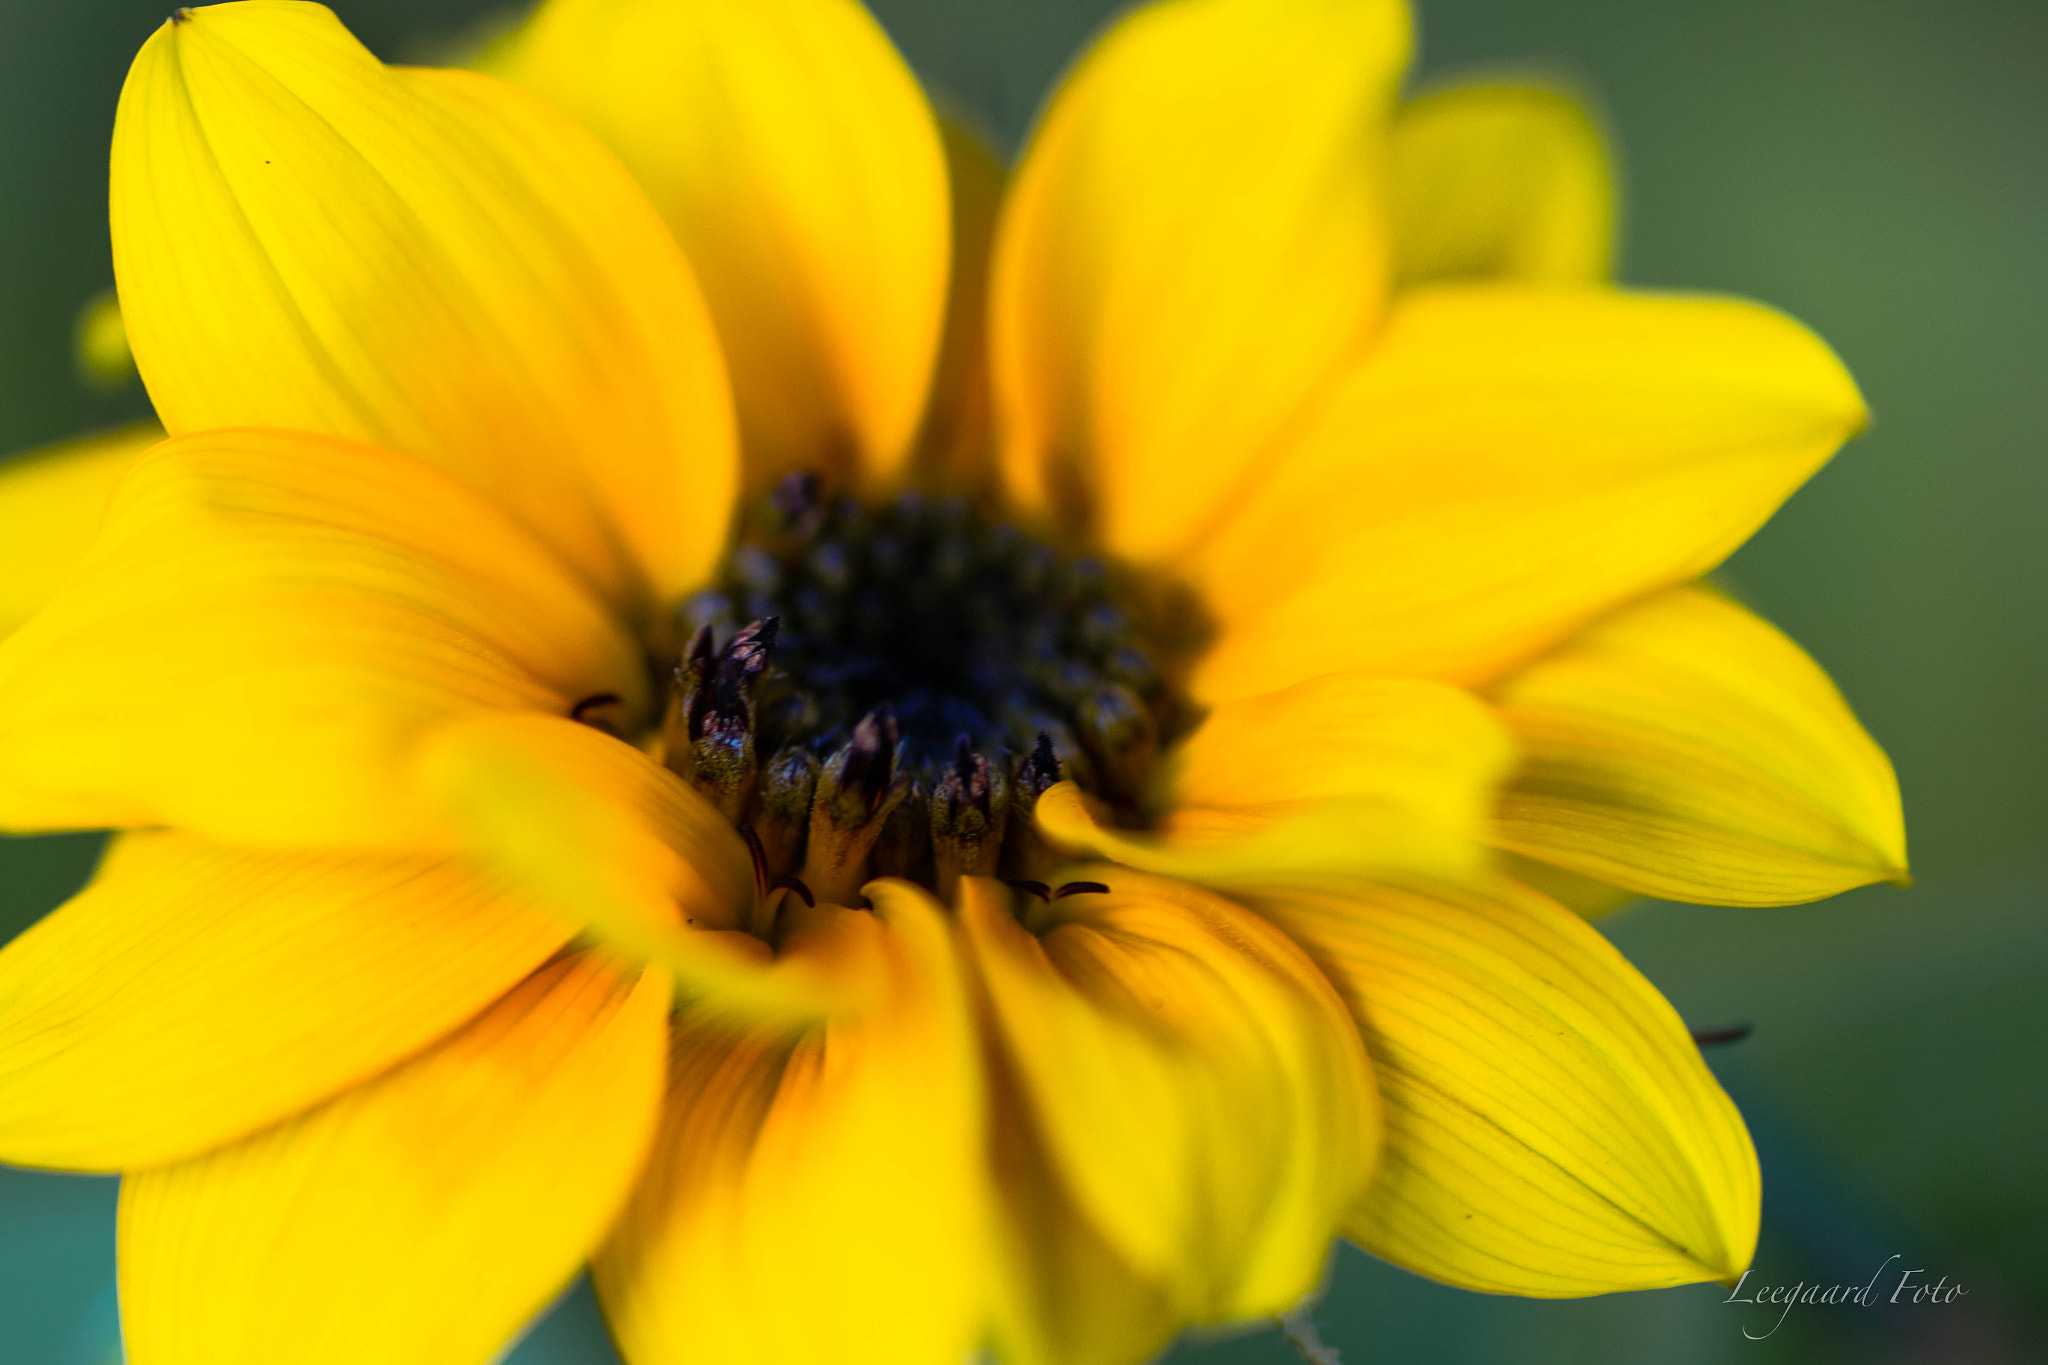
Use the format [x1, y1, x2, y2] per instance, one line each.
[0, 424, 159, 641]
[0, 830, 567, 1171]
[959, 872, 1375, 1325]
[417, 710, 864, 1022]
[119, 952, 669, 1365]
[113, 1, 735, 606]
[0, 429, 638, 844]
[915, 115, 1006, 497]
[1495, 851, 1638, 920]
[1391, 81, 1614, 287]
[983, 1053, 1178, 1365]
[595, 883, 986, 1365]
[1256, 876, 1759, 1295]
[992, 0, 1409, 563]
[1036, 675, 1512, 886]
[417, 712, 770, 983]
[502, 0, 948, 490]
[1187, 287, 1867, 702]
[1490, 584, 1907, 905]
[73, 288, 139, 390]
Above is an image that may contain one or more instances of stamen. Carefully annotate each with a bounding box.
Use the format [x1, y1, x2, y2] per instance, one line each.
[662, 617, 779, 821]
[802, 706, 910, 905]
[754, 747, 818, 882]
[871, 778, 932, 883]
[1000, 732, 1065, 884]
[932, 736, 1010, 902]
[1052, 881, 1110, 900]
[1003, 879, 1052, 902]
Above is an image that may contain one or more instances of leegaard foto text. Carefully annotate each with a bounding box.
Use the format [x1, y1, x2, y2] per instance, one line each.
[1724, 1256, 1967, 1339]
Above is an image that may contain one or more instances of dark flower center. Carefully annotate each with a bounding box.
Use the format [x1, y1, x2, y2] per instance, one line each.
[650, 472, 1184, 904]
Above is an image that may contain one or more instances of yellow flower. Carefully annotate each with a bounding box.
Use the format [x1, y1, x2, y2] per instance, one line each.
[0, 1, 1905, 1363]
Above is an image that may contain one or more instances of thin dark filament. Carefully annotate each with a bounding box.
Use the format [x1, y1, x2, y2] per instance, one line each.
[1689, 1023, 1754, 1047]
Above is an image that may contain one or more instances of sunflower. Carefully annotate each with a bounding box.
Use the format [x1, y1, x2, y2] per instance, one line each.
[0, 1, 1904, 1363]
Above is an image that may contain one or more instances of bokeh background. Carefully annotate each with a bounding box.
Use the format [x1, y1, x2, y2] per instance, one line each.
[3, 0, 2044, 1361]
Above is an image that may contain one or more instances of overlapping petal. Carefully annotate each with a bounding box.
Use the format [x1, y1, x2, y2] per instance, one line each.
[414, 711, 821, 1013]
[993, 0, 1409, 562]
[112, 0, 735, 606]
[1490, 584, 1907, 905]
[1256, 877, 1759, 1295]
[0, 424, 160, 641]
[594, 883, 984, 1365]
[1391, 82, 1614, 287]
[0, 830, 568, 1171]
[1035, 674, 1511, 886]
[0, 428, 639, 843]
[1186, 286, 1868, 702]
[959, 872, 1376, 1326]
[118, 952, 669, 1365]
[984, 1077, 1178, 1365]
[0, 5, 1887, 1360]
[501, 0, 948, 489]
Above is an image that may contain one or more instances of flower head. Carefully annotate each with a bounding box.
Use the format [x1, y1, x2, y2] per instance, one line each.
[0, 2, 1904, 1363]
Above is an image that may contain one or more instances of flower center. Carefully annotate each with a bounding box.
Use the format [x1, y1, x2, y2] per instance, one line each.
[654, 472, 1182, 906]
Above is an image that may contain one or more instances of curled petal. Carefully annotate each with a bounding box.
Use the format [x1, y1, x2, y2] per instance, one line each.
[118, 952, 670, 1365]
[1256, 877, 1760, 1295]
[1036, 675, 1512, 887]
[994, 0, 1409, 562]
[1490, 584, 1907, 905]
[113, 1, 735, 605]
[594, 882, 985, 1365]
[414, 712, 801, 1003]
[959, 871, 1375, 1326]
[1391, 81, 1614, 287]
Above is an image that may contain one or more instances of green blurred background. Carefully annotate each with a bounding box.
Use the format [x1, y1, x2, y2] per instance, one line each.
[3, 0, 2043, 1361]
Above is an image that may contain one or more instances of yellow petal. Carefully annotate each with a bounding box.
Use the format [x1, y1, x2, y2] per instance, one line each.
[0, 428, 639, 844]
[1036, 675, 1512, 886]
[983, 1067, 1178, 1365]
[1494, 851, 1638, 920]
[1490, 584, 1907, 905]
[1187, 287, 1868, 702]
[913, 114, 1007, 497]
[595, 882, 986, 1365]
[118, 952, 670, 1365]
[958, 872, 1375, 1325]
[74, 288, 140, 390]
[0, 424, 159, 641]
[0, 830, 568, 1171]
[502, 0, 948, 489]
[1391, 81, 1614, 287]
[113, 1, 735, 606]
[418, 712, 754, 968]
[417, 710, 859, 1021]
[1256, 876, 1759, 1294]
[992, 0, 1410, 562]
